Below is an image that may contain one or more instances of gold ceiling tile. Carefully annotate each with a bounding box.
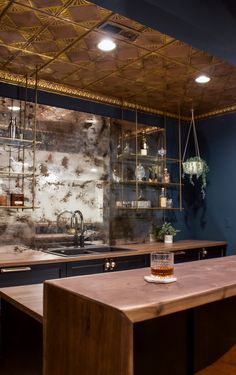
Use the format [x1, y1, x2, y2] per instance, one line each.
[0, 26, 26, 46]
[79, 69, 110, 86]
[64, 47, 96, 69]
[225, 73, 236, 88]
[190, 51, 214, 69]
[62, 2, 111, 28]
[47, 21, 80, 40]
[0, 45, 16, 64]
[4, 62, 32, 76]
[109, 13, 146, 32]
[210, 62, 234, 77]
[134, 28, 167, 51]
[116, 44, 145, 61]
[40, 60, 79, 81]
[15, 0, 68, 16]
[157, 40, 192, 64]
[6, 3, 43, 29]
[0, 1, 10, 17]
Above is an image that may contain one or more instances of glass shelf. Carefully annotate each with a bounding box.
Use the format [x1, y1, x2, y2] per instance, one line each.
[0, 136, 41, 148]
[111, 181, 182, 187]
[0, 171, 39, 178]
[115, 207, 183, 211]
[0, 206, 40, 209]
[116, 154, 180, 163]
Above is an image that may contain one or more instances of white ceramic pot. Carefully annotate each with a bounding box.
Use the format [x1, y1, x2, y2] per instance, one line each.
[182, 160, 204, 175]
[164, 234, 173, 244]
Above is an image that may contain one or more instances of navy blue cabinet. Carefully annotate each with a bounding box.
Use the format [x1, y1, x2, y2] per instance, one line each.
[66, 254, 148, 277]
[0, 263, 66, 287]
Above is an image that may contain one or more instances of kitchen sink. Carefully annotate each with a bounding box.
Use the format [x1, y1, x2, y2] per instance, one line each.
[44, 246, 132, 257]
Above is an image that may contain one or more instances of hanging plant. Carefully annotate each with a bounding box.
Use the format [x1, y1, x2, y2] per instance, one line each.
[182, 156, 209, 198]
[182, 109, 209, 199]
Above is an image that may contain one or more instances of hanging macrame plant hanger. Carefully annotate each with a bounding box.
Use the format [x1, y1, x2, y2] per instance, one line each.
[182, 109, 203, 175]
[182, 109, 209, 198]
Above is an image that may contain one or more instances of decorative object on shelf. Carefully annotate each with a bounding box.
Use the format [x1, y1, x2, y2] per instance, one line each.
[112, 168, 120, 183]
[166, 198, 173, 208]
[158, 222, 179, 243]
[140, 131, 148, 155]
[157, 147, 166, 158]
[157, 130, 166, 158]
[123, 142, 131, 155]
[10, 193, 24, 207]
[159, 187, 167, 208]
[182, 109, 209, 198]
[135, 163, 145, 181]
[137, 189, 151, 208]
[162, 167, 170, 183]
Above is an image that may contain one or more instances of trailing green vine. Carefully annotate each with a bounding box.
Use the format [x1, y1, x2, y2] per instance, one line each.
[182, 156, 209, 199]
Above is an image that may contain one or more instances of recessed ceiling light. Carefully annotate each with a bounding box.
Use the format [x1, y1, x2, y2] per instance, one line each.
[7, 105, 21, 111]
[195, 75, 211, 83]
[97, 38, 116, 52]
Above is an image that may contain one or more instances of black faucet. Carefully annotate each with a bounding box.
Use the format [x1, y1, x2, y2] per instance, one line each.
[72, 210, 85, 248]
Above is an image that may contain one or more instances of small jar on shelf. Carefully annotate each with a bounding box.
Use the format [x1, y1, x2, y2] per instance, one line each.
[162, 168, 170, 183]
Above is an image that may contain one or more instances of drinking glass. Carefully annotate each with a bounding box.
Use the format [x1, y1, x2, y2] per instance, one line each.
[150, 251, 174, 278]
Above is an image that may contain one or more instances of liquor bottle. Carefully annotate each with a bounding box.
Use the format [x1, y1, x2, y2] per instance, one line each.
[159, 187, 167, 208]
[162, 168, 170, 183]
[140, 131, 148, 156]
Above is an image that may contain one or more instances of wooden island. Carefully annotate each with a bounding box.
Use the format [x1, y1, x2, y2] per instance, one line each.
[43, 256, 236, 375]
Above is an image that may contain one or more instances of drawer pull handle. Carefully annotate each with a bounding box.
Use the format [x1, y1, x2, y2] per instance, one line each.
[104, 259, 110, 271]
[0, 266, 31, 273]
[174, 251, 186, 255]
[110, 260, 116, 270]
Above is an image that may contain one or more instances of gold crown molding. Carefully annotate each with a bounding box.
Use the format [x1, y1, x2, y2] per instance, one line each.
[0, 70, 189, 121]
[2, 70, 234, 121]
[195, 105, 236, 120]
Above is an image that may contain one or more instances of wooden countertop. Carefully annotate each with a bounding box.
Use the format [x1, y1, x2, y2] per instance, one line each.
[0, 240, 227, 267]
[45, 255, 236, 323]
[0, 283, 43, 323]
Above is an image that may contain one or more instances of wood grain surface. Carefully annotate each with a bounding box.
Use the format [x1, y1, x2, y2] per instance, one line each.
[45, 255, 236, 323]
[0, 284, 43, 322]
[0, 240, 227, 267]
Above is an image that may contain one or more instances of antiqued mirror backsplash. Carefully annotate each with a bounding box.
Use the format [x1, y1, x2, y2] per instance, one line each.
[0, 97, 110, 247]
[0, 96, 172, 248]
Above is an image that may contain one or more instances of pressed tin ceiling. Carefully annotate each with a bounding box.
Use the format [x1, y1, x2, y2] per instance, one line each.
[1, 1, 236, 119]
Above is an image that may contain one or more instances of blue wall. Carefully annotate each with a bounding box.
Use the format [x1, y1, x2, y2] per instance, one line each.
[195, 113, 236, 254]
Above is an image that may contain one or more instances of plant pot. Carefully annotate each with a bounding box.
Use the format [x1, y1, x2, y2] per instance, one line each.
[182, 159, 204, 175]
[164, 235, 173, 244]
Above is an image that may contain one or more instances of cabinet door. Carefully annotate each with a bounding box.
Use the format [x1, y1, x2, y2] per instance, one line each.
[200, 246, 226, 260]
[66, 258, 105, 277]
[111, 254, 148, 272]
[174, 249, 200, 264]
[0, 263, 66, 287]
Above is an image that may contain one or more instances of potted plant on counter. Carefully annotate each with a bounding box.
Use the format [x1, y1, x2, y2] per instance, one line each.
[158, 222, 179, 244]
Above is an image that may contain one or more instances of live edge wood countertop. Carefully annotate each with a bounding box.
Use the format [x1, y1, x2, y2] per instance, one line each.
[43, 256, 236, 375]
[44, 255, 236, 323]
[0, 240, 227, 267]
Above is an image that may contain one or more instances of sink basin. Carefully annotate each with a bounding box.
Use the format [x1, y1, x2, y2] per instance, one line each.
[44, 246, 131, 257]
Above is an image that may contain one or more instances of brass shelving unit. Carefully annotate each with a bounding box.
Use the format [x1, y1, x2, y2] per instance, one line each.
[0, 73, 39, 211]
[110, 116, 183, 212]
